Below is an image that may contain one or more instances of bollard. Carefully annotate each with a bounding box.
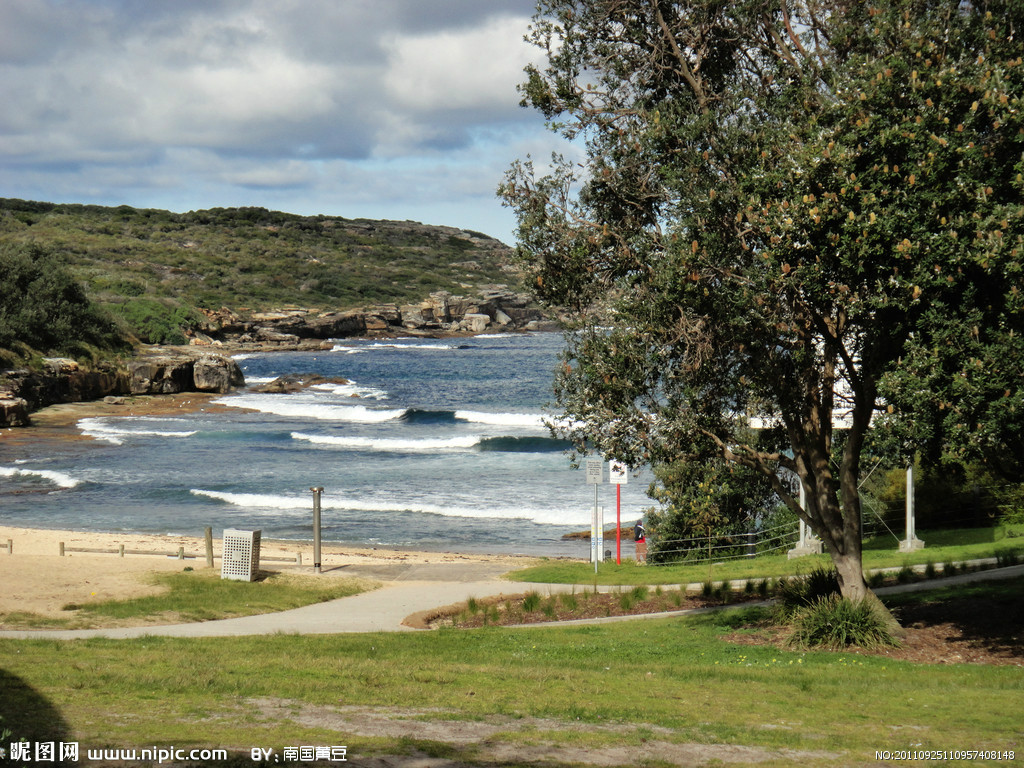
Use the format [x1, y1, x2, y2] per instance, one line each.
[5, 539, 11, 555]
[119, 544, 125, 558]
[296, 552, 303, 566]
[59, 541, 65, 557]
[205, 527, 214, 568]
[178, 546, 184, 560]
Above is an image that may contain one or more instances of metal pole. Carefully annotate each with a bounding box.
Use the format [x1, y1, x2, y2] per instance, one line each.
[310, 486, 324, 574]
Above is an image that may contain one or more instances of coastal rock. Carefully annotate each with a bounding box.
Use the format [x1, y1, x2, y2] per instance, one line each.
[1, 366, 130, 412]
[256, 374, 350, 394]
[461, 314, 491, 334]
[0, 395, 31, 427]
[193, 355, 245, 393]
[129, 354, 243, 395]
[212, 288, 554, 343]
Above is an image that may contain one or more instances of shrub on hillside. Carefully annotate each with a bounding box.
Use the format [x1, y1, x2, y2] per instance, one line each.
[0, 243, 124, 363]
[110, 299, 200, 345]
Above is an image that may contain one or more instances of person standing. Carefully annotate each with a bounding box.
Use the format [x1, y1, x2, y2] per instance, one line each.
[634, 519, 647, 564]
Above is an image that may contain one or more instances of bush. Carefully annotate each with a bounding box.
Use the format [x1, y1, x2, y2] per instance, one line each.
[788, 595, 901, 649]
[110, 298, 199, 344]
[775, 566, 841, 619]
[0, 243, 124, 360]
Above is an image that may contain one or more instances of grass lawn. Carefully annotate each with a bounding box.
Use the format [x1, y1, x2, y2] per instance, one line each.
[509, 523, 1024, 587]
[0, 570, 376, 630]
[2, 583, 1021, 767]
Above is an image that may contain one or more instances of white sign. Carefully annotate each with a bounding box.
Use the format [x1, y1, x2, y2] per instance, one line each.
[609, 460, 629, 485]
[585, 458, 604, 485]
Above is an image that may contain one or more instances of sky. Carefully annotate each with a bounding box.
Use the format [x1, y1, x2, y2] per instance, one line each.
[0, 0, 568, 244]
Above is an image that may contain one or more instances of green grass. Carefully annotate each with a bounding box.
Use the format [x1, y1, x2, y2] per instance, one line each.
[1, 581, 1021, 766]
[0, 570, 376, 629]
[510, 523, 1024, 586]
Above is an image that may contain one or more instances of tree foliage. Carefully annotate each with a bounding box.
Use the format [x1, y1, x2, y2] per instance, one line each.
[501, 0, 1024, 599]
[0, 243, 125, 363]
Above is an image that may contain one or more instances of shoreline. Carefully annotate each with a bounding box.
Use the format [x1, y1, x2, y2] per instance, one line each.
[0, 522, 543, 620]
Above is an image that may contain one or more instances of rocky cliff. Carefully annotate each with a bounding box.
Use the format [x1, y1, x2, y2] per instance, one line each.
[189, 288, 558, 348]
[0, 353, 244, 427]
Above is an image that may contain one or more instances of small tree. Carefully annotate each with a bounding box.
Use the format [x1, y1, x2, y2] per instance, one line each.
[502, 0, 1024, 601]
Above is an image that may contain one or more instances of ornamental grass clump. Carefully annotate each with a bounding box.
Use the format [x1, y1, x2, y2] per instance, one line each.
[774, 566, 841, 621]
[788, 595, 901, 650]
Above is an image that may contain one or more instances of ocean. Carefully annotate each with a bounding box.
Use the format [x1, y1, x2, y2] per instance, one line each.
[0, 333, 651, 557]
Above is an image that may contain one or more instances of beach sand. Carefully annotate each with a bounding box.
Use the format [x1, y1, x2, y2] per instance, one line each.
[1, 394, 538, 620]
[0, 524, 532, 619]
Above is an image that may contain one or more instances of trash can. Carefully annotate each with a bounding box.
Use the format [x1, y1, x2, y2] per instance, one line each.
[221, 529, 261, 582]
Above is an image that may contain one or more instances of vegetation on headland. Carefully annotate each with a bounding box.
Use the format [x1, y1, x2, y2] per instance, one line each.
[0, 197, 523, 365]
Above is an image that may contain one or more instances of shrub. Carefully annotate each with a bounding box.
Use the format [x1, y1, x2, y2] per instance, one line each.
[788, 595, 901, 649]
[776, 566, 841, 619]
[111, 298, 199, 344]
[0, 243, 124, 360]
[522, 592, 541, 612]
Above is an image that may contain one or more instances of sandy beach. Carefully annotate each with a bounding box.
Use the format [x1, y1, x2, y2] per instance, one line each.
[0, 523, 533, 619]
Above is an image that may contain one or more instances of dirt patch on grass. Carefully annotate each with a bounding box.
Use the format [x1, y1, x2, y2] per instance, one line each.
[247, 698, 837, 766]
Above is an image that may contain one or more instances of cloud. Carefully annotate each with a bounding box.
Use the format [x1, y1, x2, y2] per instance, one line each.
[0, 0, 556, 240]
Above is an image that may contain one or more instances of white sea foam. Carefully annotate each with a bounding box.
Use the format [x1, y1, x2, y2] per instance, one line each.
[213, 394, 406, 422]
[78, 417, 197, 445]
[329, 345, 366, 355]
[190, 489, 311, 509]
[0, 466, 81, 489]
[360, 342, 456, 351]
[309, 381, 389, 400]
[455, 410, 547, 428]
[291, 432, 481, 452]
[189, 488, 587, 526]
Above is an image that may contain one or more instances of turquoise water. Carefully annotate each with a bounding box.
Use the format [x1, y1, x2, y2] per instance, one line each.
[0, 333, 651, 556]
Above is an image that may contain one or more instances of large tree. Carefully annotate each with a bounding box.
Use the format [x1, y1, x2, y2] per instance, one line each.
[501, 0, 1024, 600]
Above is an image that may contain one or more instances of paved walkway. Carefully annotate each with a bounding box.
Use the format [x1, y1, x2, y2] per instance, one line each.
[2, 562, 1022, 641]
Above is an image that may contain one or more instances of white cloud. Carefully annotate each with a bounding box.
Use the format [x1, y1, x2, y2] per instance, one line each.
[0, 0, 560, 241]
[383, 15, 536, 112]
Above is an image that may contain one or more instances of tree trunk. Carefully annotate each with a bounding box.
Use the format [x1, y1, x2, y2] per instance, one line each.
[830, 546, 869, 602]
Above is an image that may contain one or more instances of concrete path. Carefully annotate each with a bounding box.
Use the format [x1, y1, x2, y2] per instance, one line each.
[0, 560, 565, 640]
[2, 561, 1022, 641]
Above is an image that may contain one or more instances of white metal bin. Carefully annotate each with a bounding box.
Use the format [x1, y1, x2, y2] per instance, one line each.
[221, 528, 261, 581]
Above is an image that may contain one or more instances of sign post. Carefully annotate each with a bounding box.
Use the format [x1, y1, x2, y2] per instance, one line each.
[585, 459, 604, 573]
[609, 461, 628, 564]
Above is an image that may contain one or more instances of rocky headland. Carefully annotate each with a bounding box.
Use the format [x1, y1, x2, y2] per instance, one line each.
[0, 287, 560, 427]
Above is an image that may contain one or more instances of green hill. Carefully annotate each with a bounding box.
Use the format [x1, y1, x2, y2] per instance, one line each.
[0, 198, 522, 347]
